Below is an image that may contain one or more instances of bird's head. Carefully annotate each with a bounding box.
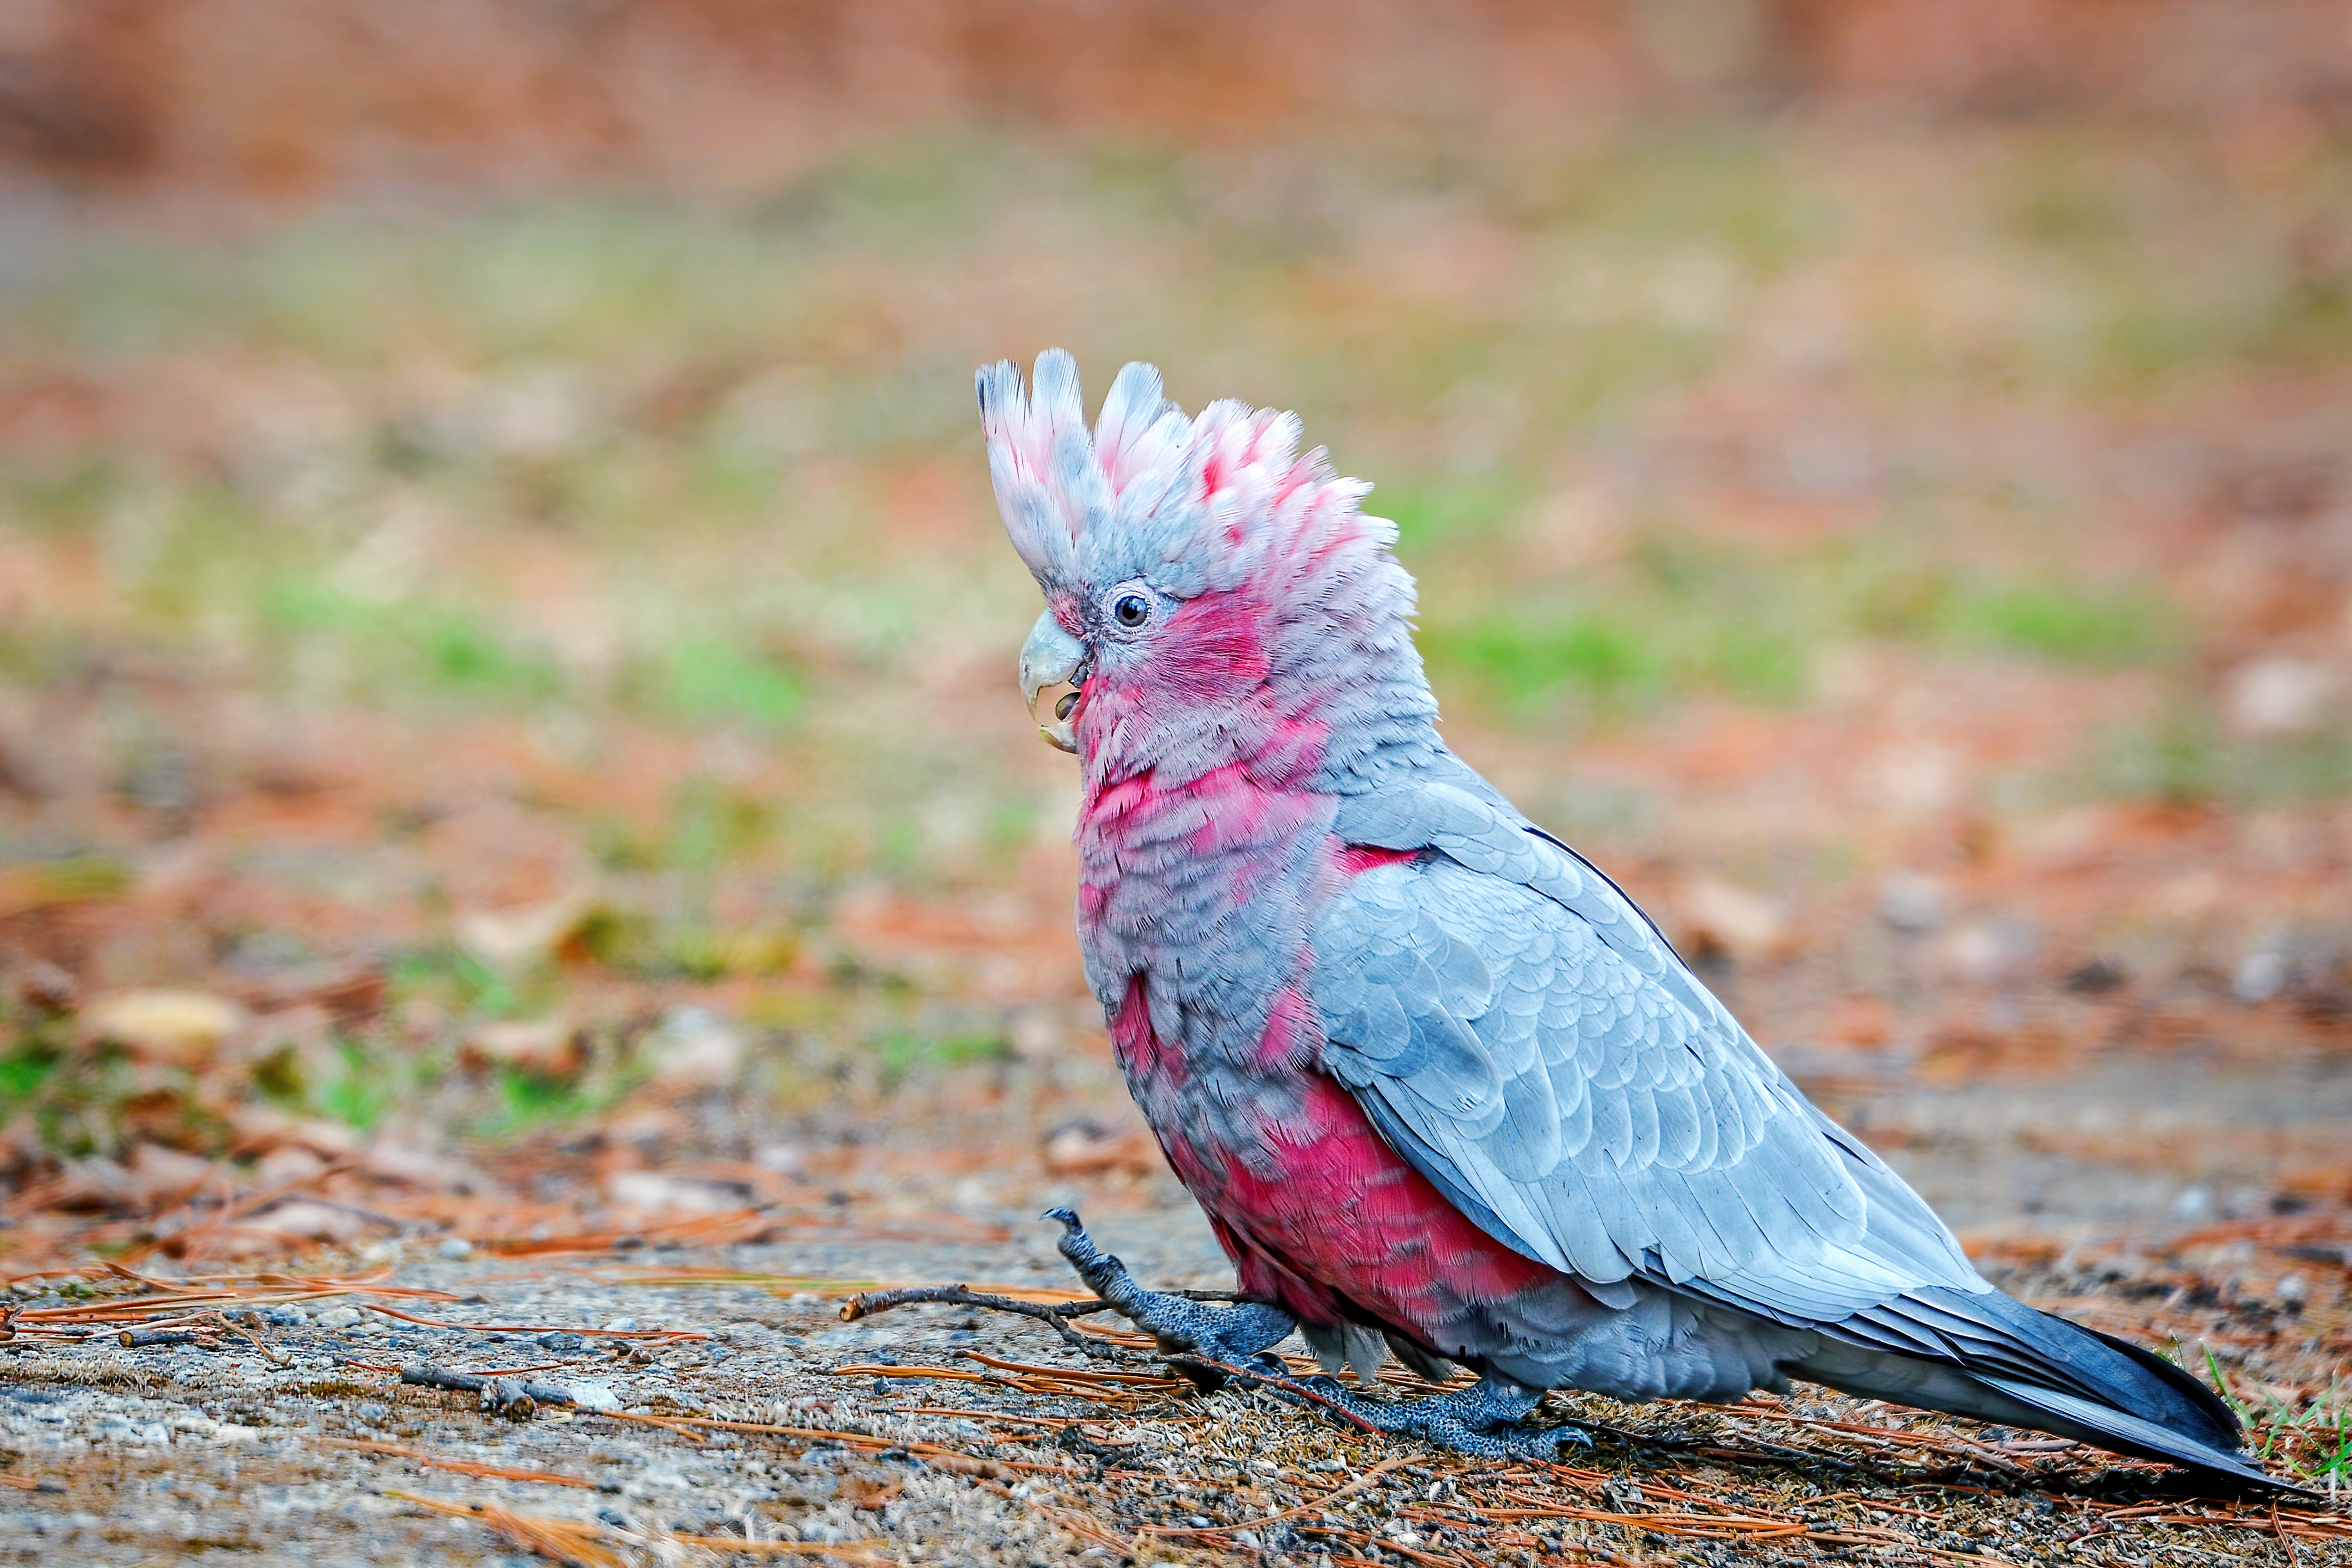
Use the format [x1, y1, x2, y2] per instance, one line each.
[979, 350, 1434, 790]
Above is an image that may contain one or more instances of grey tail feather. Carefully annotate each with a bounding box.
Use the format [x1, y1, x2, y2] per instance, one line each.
[1787, 1286, 2311, 1497]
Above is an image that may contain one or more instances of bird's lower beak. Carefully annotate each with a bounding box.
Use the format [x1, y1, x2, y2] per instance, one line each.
[1019, 610, 1088, 754]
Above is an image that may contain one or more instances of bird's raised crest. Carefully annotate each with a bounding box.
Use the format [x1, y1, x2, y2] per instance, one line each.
[978, 349, 1385, 606]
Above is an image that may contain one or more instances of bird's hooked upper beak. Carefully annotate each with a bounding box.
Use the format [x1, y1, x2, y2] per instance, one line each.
[1019, 610, 1088, 754]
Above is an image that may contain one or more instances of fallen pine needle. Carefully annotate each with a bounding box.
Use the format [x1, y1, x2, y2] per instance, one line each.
[979, 1479, 1132, 1555]
[954, 1349, 1180, 1387]
[590, 1409, 1089, 1476]
[661, 1532, 889, 1560]
[361, 1300, 704, 1340]
[663, 1533, 889, 1561]
[329, 1437, 601, 1489]
[1140, 1455, 1409, 1538]
[387, 1490, 623, 1568]
[1297, 1524, 1471, 1568]
[832, 1361, 989, 1384]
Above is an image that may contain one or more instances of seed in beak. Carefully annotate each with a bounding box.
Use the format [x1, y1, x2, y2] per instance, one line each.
[1018, 610, 1087, 755]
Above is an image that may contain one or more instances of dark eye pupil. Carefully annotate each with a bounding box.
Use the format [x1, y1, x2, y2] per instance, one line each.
[1114, 594, 1149, 627]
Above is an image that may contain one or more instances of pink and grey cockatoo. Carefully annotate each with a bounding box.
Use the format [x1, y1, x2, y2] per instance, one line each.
[980, 349, 2288, 1490]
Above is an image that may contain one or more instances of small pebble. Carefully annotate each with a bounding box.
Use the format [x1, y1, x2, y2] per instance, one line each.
[314, 1307, 363, 1330]
[567, 1381, 622, 1413]
[600, 1317, 638, 1332]
[436, 1237, 473, 1260]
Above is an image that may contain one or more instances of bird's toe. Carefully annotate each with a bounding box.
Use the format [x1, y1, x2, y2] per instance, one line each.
[1515, 1423, 1593, 1458]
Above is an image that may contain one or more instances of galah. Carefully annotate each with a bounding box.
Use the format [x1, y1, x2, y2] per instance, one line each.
[979, 348, 2290, 1490]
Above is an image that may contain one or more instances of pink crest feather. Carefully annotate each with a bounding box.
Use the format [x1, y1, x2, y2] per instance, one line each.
[979, 350, 1392, 609]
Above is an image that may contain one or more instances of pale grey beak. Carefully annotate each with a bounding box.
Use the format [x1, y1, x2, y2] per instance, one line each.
[1019, 610, 1087, 754]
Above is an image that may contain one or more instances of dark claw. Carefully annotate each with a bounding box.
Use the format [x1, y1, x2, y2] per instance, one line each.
[1525, 1423, 1597, 1457]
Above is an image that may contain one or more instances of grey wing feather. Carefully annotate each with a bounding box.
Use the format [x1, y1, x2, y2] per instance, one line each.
[1314, 774, 1984, 1325]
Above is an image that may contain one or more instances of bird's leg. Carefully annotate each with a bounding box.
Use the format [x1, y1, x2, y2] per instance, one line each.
[1047, 1211, 1583, 1456]
[1045, 1208, 1295, 1381]
[1293, 1370, 1593, 1460]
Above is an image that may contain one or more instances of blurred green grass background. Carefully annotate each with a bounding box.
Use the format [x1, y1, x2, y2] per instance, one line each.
[7, 125, 2348, 837]
[4, 116, 2351, 1160]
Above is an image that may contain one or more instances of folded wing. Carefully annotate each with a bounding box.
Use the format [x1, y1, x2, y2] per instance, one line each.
[1310, 774, 1984, 1325]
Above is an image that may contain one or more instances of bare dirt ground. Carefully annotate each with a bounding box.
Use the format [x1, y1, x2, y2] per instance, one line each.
[3, 1050, 2348, 1567]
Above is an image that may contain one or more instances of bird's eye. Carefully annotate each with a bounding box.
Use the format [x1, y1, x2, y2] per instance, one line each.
[1112, 593, 1151, 629]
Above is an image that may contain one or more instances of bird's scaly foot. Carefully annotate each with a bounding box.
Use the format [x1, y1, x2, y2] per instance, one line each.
[1047, 1210, 1586, 1456]
[1045, 1208, 1296, 1386]
[1296, 1372, 1593, 1460]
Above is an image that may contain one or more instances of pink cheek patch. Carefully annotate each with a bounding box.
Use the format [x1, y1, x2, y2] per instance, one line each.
[1157, 592, 1272, 698]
